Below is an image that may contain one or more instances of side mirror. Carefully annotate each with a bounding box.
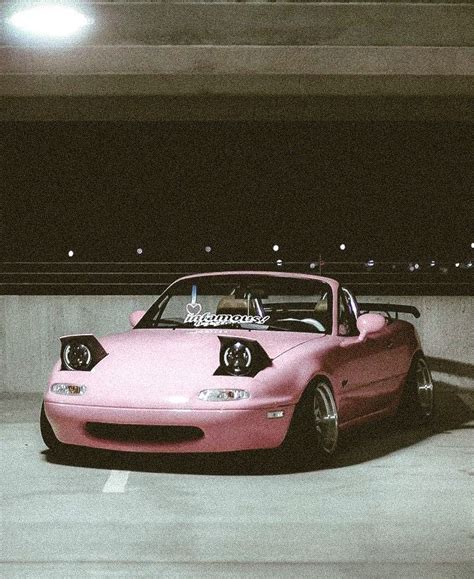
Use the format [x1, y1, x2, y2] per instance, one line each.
[357, 313, 386, 341]
[129, 310, 146, 328]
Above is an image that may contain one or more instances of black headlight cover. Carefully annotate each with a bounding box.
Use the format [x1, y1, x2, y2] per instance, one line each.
[214, 336, 272, 378]
[60, 334, 108, 371]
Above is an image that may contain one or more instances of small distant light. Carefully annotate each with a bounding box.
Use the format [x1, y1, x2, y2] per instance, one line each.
[409, 265, 415, 272]
[455, 262, 460, 268]
[367, 259, 375, 268]
[466, 261, 473, 268]
[471, 242, 474, 249]
[430, 260, 436, 267]
[136, 248, 143, 255]
[391, 264, 397, 271]
[276, 259, 283, 267]
[68, 250, 74, 258]
[414, 263, 420, 270]
[8, 5, 93, 38]
[272, 244, 280, 252]
[339, 243, 346, 251]
[204, 246, 212, 253]
[309, 262, 317, 269]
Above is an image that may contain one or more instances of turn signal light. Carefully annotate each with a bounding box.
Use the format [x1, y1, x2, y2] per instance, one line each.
[198, 389, 249, 401]
[267, 410, 285, 419]
[51, 383, 86, 396]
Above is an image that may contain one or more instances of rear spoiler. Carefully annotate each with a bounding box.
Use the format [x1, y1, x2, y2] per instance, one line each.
[358, 302, 420, 319]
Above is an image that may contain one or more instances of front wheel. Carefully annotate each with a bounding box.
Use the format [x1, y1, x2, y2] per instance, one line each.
[40, 403, 65, 453]
[285, 381, 339, 466]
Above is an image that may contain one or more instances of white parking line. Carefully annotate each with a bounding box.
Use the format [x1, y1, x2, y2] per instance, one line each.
[102, 470, 130, 493]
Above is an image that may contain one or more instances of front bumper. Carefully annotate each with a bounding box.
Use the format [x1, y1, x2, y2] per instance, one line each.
[44, 401, 295, 453]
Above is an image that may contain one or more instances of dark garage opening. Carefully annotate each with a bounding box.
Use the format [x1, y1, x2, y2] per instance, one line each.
[2, 121, 472, 264]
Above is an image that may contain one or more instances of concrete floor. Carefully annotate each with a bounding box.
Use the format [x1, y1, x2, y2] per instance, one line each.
[1, 387, 473, 578]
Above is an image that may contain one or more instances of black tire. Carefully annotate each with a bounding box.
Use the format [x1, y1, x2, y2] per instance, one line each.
[398, 355, 435, 427]
[284, 381, 339, 467]
[40, 403, 65, 452]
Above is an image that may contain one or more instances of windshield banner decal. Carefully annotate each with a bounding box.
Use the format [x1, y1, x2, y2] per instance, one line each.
[185, 285, 202, 315]
[184, 304, 270, 328]
[186, 302, 202, 315]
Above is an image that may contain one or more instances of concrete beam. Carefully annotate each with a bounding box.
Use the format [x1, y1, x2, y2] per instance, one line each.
[1, 46, 472, 103]
[2, 46, 472, 76]
[0, 1, 472, 118]
[2, 3, 473, 47]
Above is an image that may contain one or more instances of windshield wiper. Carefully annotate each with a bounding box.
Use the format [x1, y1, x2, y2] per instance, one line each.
[153, 318, 189, 328]
[211, 323, 293, 332]
[151, 320, 314, 332]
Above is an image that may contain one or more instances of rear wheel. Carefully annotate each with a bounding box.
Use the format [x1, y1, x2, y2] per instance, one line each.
[398, 355, 435, 426]
[40, 403, 65, 452]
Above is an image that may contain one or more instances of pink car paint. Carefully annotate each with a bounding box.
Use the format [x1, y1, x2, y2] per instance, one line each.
[43, 271, 422, 454]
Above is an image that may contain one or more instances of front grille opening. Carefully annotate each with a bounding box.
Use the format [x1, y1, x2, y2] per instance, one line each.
[85, 422, 204, 443]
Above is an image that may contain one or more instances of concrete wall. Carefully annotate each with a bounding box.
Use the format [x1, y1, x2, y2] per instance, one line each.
[1, 295, 472, 393]
[358, 296, 474, 390]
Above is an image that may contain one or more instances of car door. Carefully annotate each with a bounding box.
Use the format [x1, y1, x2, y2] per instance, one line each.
[334, 289, 396, 423]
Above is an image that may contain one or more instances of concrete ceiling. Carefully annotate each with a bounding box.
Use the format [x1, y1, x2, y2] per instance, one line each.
[0, 0, 473, 120]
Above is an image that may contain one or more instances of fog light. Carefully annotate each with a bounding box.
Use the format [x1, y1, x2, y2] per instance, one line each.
[267, 410, 285, 419]
[51, 383, 86, 396]
[198, 389, 249, 401]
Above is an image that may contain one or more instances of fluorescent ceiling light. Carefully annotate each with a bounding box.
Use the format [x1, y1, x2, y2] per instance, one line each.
[8, 5, 93, 38]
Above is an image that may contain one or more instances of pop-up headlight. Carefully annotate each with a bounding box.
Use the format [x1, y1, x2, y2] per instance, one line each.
[223, 341, 252, 376]
[60, 334, 107, 371]
[63, 342, 92, 371]
[215, 337, 271, 378]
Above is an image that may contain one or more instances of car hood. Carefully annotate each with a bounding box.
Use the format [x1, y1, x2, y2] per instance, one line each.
[100, 328, 322, 369]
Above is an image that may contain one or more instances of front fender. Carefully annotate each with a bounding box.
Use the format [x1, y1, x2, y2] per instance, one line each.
[258, 337, 339, 407]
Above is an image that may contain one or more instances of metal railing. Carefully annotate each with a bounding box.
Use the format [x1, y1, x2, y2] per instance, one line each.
[1, 260, 472, 295]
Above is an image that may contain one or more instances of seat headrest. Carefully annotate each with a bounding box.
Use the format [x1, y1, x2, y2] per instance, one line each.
[216, 296, 256, 315]
[315, 299, 328, 313]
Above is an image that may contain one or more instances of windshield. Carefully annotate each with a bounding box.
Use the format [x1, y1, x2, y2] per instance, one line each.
[137, 274, 333, 334]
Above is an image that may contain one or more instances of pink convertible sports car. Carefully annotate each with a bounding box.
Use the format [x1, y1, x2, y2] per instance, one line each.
[41, 271, 434, 462]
